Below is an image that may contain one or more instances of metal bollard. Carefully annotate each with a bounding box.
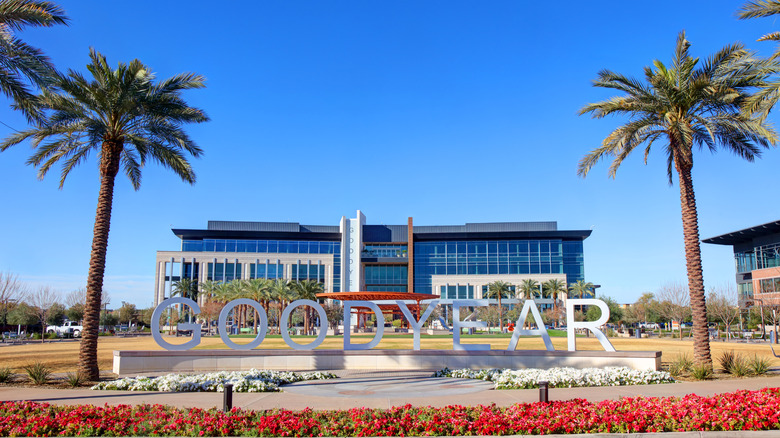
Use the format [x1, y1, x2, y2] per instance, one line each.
[539, 381, 549, 403]
[223, 383, 233, 412]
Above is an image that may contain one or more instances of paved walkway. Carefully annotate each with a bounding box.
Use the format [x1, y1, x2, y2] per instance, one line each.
[1, 371, 780, 411]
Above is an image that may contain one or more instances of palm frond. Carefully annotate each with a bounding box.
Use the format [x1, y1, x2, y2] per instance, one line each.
[738, 0, 780, 19]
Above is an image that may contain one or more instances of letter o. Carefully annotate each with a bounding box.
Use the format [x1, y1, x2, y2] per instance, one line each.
[218, 299, 267, 350]
[280, 299, 328, 350]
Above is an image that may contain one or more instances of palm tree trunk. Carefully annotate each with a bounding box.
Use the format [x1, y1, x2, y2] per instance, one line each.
[676, 159, 712, 368]
[78, 143, 121, 381]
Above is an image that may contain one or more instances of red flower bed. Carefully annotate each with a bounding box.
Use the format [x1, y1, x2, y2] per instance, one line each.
[1, 388, 779, 436]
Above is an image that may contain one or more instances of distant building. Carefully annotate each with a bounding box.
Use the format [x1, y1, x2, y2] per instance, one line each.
[703, 220, 780, 308]
[154, 210, 592, 309]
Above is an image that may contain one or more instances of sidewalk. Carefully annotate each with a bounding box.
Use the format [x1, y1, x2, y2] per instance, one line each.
[1, 371, 779, 411]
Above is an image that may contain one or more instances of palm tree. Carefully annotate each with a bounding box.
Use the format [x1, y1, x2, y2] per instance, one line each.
[244, 278, 272, 333]
[0, 0, 68, 122]
[739, 1, 780, 117]
[198, 280, 222, 304]
[171, 278, 197, 301]
[578, 32, 777, 368]
[171, 277, 198, 324]
[485, 280, 512, 332]
[568, 280, 595, 299]
[542, 279, 566, 301]
[519, 279, 539, 300]
[269, 279, 292, 333]
[0, 49, 208, 380]
[291, 280, 325, 335]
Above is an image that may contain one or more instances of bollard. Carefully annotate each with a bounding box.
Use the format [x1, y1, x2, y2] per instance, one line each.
[539, 381, 549, 403]
[223, 383, 233, 412]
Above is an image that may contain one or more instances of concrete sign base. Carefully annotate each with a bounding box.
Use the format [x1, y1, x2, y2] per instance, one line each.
[113, 349, 661, 376]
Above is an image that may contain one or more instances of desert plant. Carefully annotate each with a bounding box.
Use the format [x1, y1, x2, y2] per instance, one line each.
[23, 361, 51, 385]
[691, 363, 713, 380]
[65, 372, 85, 387]
[0, 367, 13, 383]
[668, 354, 694, 377]
[718, 350, 737, 374]
[748, 355, 772, 376]
[730, 355, 752, 377]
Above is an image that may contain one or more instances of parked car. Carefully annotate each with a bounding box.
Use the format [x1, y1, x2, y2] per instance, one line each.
[46, 321, 83, 337]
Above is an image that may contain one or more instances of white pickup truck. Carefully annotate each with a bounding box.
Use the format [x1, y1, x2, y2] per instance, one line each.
[46, 321, 83, 337]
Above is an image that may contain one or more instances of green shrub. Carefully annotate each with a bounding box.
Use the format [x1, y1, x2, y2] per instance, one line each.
[23, 362, 51, 385]
[691, 363, 713, 380]
[730, 356, 751, 377]
[668, 354, 693, 377]
[748, 355, 772, 375]
[32, 332, 41, 340]
[718, 350, 737, 374]
[45, 331, 58, 339]
[0, 367, 13, 383]
[65, 372, 85, 387]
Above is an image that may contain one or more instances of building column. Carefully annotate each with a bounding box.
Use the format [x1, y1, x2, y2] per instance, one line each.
[154, 260, 166, 307]
[407, 216, 414, 293]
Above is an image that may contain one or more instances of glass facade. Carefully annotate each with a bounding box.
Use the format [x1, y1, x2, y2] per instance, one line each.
[738, 282, 754, 303]
[206, 262, 243, 282]
[365, 265, 408, 292]
[247, 263, 284, 280]
[440, 285, 474, 299]
[362, 244, 408, 258]
[758, 277, 780, 294]
[183, 239, 339, 254]
[292, 263, 326, 283]
[735, 244, 780, 273]
[413, 239, 584, 294]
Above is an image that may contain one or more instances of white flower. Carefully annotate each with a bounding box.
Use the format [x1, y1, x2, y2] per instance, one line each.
[433, 366, 674, 389]
[91, 369, 337, 393]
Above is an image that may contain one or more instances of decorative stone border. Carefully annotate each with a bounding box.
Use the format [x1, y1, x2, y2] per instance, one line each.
[113, 349, 661, 375]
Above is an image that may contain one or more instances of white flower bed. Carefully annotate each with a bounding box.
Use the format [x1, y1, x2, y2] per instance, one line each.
[433, 366, 674, 389]
[91, 369, 337, 392]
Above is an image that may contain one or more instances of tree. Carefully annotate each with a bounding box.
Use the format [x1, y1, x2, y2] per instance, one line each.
[269, 279, 292, 332]
[623, 292, 661, 326]
[738, 1, 780, 117]
[0, 0, 68, 122]
[118, 302, 136, 325]
[45, 302, 65, 326]
[8, 302, 36, 331]
[585, 295, 623, 324]
[0, 49, 208, 380]
[485, 280, 512, 331]
[543, 279, 567, 326]
[290, 280, 324, 335]
[64, 287, 85, 322]
[172, 278, 197, 300]
[27, 285, 59, 342]
[0, 271, 26, 329]
[656, 282, 692, 339]
[707, 283, 740, 339]
[578, 32, 778, 368]
[568, 280, 595, 298]
[323, 302, 343, 332]
[519, 279, 540, 300]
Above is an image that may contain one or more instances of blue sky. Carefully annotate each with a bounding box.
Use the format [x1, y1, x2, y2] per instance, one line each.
[0, 0, 777, 308]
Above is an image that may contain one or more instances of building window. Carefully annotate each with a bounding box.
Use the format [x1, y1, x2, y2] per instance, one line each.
[413, 239, 582, 294]
[194, 239, 339, 254]
[249, 263, 284, 280]
[206, 262, 242, 282]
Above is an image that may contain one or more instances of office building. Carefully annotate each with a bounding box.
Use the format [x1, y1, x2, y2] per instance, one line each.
[154, 210, 592, 307]
[703, 220, 780, 308]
